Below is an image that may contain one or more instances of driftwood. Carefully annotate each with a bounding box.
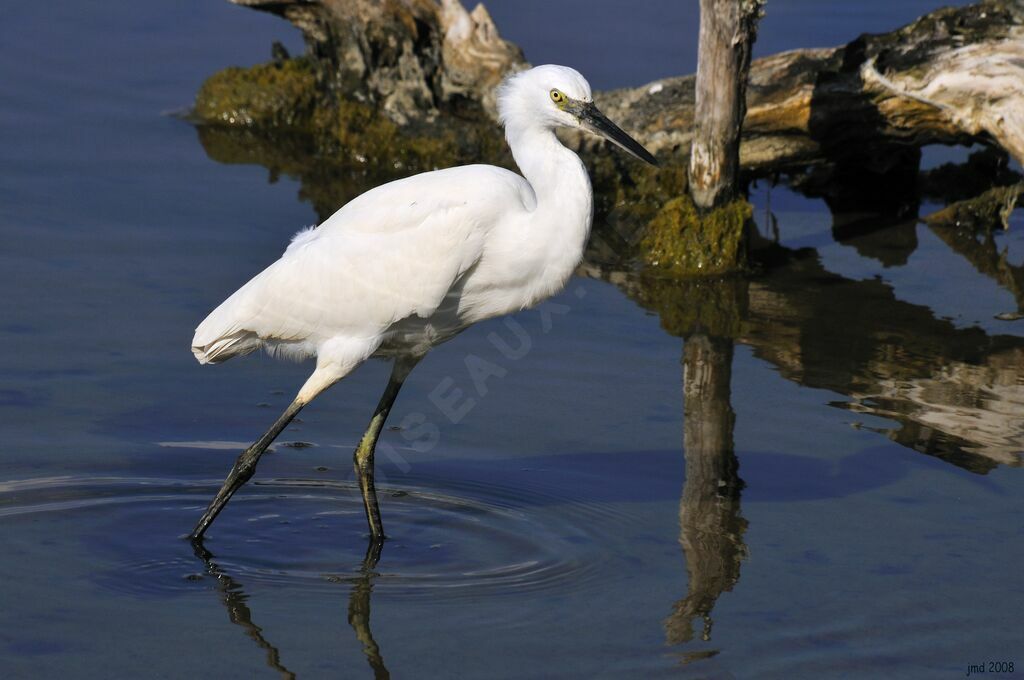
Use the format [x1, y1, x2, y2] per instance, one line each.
[219, 0, 1024, 174]
[196, 0, 1024, 276]
[595, 0, 1024, 175]
[232, 0, 525, 123]
[924, 182, 1024, 231]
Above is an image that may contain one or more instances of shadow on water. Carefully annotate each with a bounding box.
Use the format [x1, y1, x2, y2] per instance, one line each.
[584, 214, 1024, 651]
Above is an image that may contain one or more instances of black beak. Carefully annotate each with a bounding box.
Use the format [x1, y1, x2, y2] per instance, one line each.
[576, 101, 658, 166]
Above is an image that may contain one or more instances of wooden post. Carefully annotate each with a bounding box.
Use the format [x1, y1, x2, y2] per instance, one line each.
[689, 0, 765, 210]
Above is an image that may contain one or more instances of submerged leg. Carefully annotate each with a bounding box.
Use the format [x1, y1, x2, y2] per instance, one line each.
[191, 368, 338, 541]
[354, 355, 421, 543]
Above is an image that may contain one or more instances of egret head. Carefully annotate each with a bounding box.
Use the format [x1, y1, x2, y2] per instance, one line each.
[497, 64, 657, 166]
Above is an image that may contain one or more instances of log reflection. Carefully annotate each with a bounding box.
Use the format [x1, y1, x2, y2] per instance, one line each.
[666, 333, 748, 644]
[582, 241, 1024, 472]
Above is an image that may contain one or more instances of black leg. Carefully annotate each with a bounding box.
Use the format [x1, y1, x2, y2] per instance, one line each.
[353, 356, 421, 542]
[191, 399, 304, 540]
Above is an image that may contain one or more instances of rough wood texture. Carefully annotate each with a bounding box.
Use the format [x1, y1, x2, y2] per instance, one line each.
[593, 0, 1024, 173]
[233, 0, 525, 123]
[688, 0, 764, 209]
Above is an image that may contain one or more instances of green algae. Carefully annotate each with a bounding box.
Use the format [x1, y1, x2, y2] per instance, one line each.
[193, 58, 511, 179]
[640, 195, 752, 277]
[194, 58, 319, 128]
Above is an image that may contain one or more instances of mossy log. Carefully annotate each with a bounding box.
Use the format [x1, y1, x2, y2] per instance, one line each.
[923, 182, 1024, 232]
[640, 196, 752, 276]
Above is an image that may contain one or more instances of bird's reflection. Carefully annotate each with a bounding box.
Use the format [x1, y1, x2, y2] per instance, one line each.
[665, 332, 748, 645]
[191, 541, 297, 679]
[347, 542, 390, 680]
[190, 539, 390, 679]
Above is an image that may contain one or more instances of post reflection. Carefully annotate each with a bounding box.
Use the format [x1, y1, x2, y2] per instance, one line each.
[190, 540, 390, 679]
[666, 333, 748, 644]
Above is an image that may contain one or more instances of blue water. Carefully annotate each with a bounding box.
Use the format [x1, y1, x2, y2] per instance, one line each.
[1, 1, 1020, 678]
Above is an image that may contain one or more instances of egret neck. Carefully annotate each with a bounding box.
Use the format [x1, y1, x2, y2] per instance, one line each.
[505, 120, 594, 280]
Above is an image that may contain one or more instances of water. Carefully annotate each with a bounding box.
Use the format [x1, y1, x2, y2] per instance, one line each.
[1, 1, 1020, 678]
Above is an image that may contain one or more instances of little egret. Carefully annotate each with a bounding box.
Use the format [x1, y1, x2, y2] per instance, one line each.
[189, 64, 657, 542]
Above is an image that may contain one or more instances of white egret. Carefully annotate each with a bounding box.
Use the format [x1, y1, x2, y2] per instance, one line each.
[189, 64, 657, 542]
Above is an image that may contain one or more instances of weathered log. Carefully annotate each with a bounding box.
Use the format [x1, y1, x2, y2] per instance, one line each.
[688, 0, 764, 209]
[594, 0, 1024, 173]
[231, 0, 525, 123]
[212, 0, 1024, 173]
[923, 182, 1024, 232]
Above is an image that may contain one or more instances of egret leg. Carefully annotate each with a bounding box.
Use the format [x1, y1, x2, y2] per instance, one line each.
[190, 399, 305, 540]
[354, 356, 421, 543]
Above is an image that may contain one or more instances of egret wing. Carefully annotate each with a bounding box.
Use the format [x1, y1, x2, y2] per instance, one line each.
[192, 165, 531, 363]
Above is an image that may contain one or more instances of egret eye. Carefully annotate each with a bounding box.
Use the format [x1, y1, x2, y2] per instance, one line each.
[550, 89, 565, 104]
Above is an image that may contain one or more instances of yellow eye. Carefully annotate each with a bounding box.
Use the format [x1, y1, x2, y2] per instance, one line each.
[550, 89, 565, 103]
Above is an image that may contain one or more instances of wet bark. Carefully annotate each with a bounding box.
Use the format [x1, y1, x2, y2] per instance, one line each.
[688, 0, 764, 209]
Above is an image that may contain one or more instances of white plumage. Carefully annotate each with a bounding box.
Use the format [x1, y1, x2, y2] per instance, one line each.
[192, 66, 603, 399]
[188, 65, 657, 541]
[192, 165, 532, 365]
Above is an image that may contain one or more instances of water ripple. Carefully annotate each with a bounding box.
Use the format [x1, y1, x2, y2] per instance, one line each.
[0, 474, 634, 602]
